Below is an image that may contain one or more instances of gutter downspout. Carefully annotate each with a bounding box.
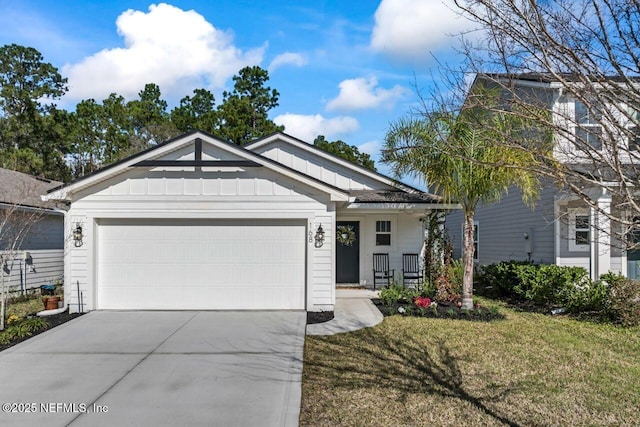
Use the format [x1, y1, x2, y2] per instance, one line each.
[36, 300, 67, 317]
[37, 207, 68, 317]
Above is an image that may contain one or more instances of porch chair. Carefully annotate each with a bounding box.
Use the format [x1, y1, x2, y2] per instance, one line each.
[402, 253, 424, 288]
[372, 253, 395, 290]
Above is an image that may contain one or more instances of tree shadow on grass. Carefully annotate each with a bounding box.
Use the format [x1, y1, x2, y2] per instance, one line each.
[305, 328, 522, 427]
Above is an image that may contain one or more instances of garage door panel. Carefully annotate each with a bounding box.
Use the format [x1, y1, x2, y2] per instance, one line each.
[97, 220, 306, 310]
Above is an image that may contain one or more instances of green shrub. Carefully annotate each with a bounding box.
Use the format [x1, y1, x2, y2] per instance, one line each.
[476, 260, 532, 297]
[379, 285, 419, 305]
[2, 323, 33, 341]
[0, 316, 50, 345]
[515, 264, 589, 306]
[476, 263, 639, 324]
[563, 278, 610, 313]
[380, 284, 404, 306]
[600, 272, 627, 288]
[21, 316, 49, 333]
[607, 278, 640, 327]
[447, 259, 464, 288]
[401, 287, 420, 302]
[477, 261, 591, 307]
[420, 280, 437, 299]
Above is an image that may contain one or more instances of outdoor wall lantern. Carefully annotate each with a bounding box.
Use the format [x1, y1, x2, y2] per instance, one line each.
[73, 224, 83, 247]
[314, 224, 325, 248]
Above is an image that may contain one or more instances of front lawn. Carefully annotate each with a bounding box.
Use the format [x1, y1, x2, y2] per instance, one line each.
[301, 301, 640, 426]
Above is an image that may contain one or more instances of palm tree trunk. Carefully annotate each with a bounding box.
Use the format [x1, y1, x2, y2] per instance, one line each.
[462, 211, 475, 310]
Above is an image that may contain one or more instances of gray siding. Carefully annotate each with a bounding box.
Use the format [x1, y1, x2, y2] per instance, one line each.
[446, 183, 557, 265]
[1, 249, 64, 293]
[20, 214, 64, 250]
[556, 200, 624, 275]
[557, 199, 590, 270]
[0, 211, 64, 293]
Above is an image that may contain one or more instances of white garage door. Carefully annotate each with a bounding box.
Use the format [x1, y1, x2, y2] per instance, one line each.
[97, 219, 306, 310]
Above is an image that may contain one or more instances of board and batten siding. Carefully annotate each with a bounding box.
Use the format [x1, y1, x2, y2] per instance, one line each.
[65, 168, 336, 312]
[447, 184, 557, 265]
[337, 213, 424, 286]
[311, 212, 334, 310]
[253, 141, 395, 191]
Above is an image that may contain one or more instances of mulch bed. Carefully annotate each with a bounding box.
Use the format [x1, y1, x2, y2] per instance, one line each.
[0, 311, 84, 352]
[373, 299, 505, 322]
[307, 311, 334, 324]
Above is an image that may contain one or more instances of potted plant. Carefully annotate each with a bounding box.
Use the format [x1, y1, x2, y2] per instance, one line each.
[42, 295, 61, 310]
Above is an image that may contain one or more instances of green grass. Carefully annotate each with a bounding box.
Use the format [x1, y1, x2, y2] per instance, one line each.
[301, 301, 640, 426]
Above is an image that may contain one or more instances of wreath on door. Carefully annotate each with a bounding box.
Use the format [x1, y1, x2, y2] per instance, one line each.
[336, 225, 356, 246]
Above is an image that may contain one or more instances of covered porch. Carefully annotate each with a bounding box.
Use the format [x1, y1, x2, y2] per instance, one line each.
[335, 189, 458, 288]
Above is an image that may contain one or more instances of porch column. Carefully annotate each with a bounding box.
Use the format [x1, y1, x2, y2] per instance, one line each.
[596, 194, 612, 278]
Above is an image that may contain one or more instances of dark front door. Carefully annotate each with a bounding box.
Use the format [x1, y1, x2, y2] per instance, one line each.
[336, 221, 359, 283]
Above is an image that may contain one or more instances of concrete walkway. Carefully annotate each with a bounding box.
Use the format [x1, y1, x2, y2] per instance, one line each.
[306, 288, 383, 336]
[0, 311, 305, 427]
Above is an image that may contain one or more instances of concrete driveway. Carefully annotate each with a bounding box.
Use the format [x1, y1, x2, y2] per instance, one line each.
[0, 311, 305, 426]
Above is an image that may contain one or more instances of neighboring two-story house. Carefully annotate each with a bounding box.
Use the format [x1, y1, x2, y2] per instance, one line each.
[447, 73, 639, 280]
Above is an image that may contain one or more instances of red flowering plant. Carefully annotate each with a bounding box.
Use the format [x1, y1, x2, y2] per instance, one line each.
[414, 296, 432, 308]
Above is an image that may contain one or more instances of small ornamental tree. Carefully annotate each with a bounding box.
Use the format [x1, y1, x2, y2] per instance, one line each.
[383, 87, 544, 309]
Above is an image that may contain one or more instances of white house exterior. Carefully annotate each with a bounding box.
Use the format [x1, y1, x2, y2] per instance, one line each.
[45, 131, 451, 313]
[447, 74, 636, 280]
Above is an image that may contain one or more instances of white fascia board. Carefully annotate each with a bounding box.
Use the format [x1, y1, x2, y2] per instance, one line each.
[44, 131, 349, 203]
[483, 75, 562, 90]
[0, 201, 63, 214]
[43, 135, 199, 201]
[41, 189, 66, 202]
[248, 133, 420, 193]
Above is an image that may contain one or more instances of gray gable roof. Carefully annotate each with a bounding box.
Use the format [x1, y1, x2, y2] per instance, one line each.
[0, 168, 62, 209]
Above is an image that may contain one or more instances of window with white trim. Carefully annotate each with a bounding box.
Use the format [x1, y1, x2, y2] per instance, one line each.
[575, 101, 603, 150]
[569, 208, 590, 251]
[376, 220, 391, 246]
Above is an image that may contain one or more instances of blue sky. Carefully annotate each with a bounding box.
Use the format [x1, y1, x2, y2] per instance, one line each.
[0, 1, 473, 184]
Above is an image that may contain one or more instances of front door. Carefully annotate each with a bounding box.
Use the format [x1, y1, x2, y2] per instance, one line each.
[336, 221, 359, 283]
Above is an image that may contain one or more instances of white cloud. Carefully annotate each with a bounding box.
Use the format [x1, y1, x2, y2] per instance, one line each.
[326, 76, 406, 111]
[268, 52, 307, 72]
[62, 3, 265, 101]
[274, 114, 359, 142]
[357, 140, 381, 157]
[370, 0, 473, 61]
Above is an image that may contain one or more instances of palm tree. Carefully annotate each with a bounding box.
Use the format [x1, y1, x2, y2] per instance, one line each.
[383, 93, 543, 309]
